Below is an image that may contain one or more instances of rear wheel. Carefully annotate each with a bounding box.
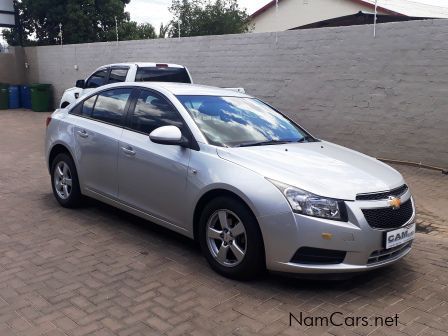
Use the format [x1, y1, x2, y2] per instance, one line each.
[51, 153, 82, 208]
[199, 197, 265, 280]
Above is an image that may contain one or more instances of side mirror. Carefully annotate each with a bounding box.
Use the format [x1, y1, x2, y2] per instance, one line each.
[75, 79, 85, 89]
[149, 125, 189, 147]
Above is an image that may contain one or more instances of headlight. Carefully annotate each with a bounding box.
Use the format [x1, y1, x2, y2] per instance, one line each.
[268, 179, 347, 221]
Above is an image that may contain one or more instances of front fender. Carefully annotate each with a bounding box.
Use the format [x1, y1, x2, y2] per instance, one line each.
[60, 87, 83, 107]
[185, 146, 291, 234]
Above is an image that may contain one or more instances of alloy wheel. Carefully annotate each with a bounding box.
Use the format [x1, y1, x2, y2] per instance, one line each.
[54, 161, 72, 200]
[206, 209, 247, 267]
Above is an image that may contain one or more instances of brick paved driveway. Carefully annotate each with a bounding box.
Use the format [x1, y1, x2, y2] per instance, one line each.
[0, 110, 447, 336]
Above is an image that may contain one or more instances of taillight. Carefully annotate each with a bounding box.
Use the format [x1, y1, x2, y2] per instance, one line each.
[46, 117, 52, 127]
[156, 63, 168, 68]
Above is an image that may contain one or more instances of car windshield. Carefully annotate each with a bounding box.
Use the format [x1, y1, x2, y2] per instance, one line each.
[176, 95, 311, 147]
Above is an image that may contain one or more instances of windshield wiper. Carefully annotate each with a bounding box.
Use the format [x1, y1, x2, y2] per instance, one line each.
[235, 140, 294, 147]
[296, 135, 313, 143]
[236, 135, 317, 147]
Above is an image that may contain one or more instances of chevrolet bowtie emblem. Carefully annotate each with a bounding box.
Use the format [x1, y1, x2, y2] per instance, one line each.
[388, 196, 401, 210]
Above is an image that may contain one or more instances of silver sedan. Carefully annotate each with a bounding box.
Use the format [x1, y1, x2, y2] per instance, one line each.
[45, 82, 415, 279]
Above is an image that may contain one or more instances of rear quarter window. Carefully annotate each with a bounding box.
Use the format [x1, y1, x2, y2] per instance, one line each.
[135, 67, 191, 83]
[69, 95, 96, 117]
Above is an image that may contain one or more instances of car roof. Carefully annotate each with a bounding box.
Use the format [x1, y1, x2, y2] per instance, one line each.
[99, 62, 186, 69]
[127, 82, 251, 98]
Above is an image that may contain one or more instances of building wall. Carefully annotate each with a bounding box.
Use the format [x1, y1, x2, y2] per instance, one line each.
[251, 0, 390, 33]
[0, 47, 27, 84]
[23, 19, 448, 168]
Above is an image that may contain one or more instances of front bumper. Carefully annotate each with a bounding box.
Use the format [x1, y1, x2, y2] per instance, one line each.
[258, 189, 415, 274]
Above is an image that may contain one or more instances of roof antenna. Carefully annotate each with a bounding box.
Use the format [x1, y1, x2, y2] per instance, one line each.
[275, 0, 279, 44]
[373, 0, 378, 37]
[58, 23, 63, 46]
[115, 16, 119, 44]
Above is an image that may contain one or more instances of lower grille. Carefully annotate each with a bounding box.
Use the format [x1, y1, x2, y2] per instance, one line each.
[291, 247, 346, 265]
[362, 199, 414, 229]
[367, 242, 412, 264]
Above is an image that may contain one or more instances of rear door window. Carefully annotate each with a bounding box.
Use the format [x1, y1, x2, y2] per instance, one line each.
[135, 67, 191, 83]
[107, 67, 129, 84]
[85, 69, 108, 88]
[91, 88, 132, 126]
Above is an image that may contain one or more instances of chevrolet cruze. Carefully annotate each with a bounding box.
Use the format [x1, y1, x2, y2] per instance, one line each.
[45, 82, 416, 279]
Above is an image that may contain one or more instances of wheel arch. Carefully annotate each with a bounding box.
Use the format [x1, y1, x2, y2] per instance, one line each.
[193, 187, 267, 273]
[48, 143, 76, 173]
[192, 188, 262, 243]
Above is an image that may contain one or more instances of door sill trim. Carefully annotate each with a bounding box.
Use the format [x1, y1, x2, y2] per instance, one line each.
[84, 187, 189, 235]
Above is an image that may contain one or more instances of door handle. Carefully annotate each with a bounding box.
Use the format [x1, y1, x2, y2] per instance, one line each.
[77, 130, 88, 138]
[121, 146, 136, 156]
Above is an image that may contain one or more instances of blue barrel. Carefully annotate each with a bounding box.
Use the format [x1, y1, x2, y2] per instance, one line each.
[8, 85, 20, 109]
[20, 85, 31, 109]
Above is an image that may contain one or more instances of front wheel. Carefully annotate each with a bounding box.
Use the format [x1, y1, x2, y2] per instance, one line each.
[51, 153, 83, 208]
[199, 197, 265, 280]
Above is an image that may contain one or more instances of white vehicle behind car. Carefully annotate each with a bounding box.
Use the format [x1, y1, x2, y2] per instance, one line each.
[59, 62, 245, 108]
[59, 63, 193, 108]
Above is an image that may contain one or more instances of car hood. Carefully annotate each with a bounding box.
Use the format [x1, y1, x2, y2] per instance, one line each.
[216, 141, 405, 200]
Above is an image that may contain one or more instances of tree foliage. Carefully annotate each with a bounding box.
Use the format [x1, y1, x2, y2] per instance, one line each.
[3, 0, 157, 46]
[159, 23, 171, 39]
[105, 22, 156, 41]
[168, 0, 252, 38]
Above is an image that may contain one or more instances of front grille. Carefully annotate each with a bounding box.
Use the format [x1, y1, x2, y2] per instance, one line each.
[362, 199, 414, 229]
[367, 242, 412, 264]
[356, 185, 408, 201]
[291, 247, 346, 265]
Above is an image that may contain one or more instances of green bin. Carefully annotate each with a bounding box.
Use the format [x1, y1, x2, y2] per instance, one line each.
[30, 83, 53, 112]
[0, 84, 9, 110]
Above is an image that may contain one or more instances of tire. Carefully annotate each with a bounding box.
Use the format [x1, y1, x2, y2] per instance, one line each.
[51, 153, 83, 208]
[199, 196, 265, 280]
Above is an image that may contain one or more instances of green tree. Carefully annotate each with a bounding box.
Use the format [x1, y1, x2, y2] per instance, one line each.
[105, 21, 157, 41]
[168, 0, 252, 38]
[2, 0, 155, 46]
[159, 23, 171, 38]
